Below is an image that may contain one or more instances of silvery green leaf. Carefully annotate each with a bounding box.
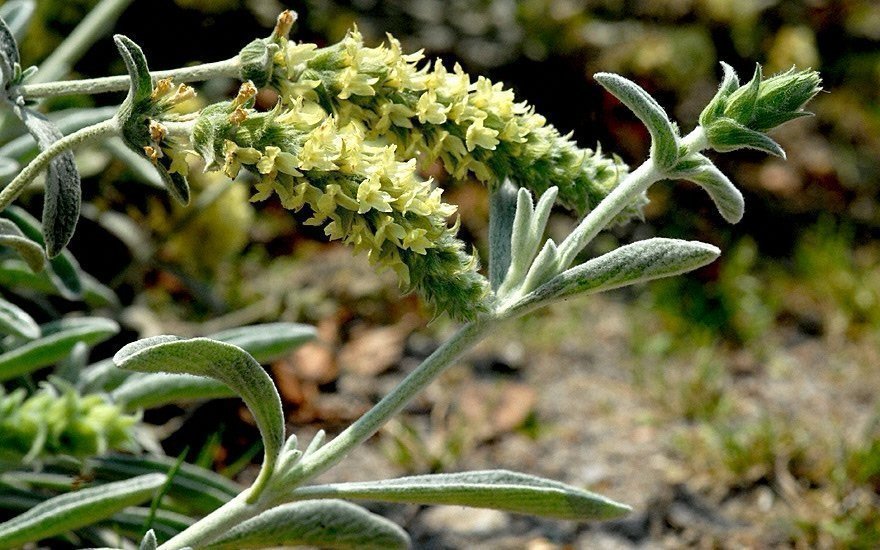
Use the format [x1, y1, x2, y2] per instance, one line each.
[0, 13, 19, 86]
[0, 473, 164, 548]
[79, 271, 120, 308]
[705, 117, 786, 158]
[291, 470, 630, 521]
[139, 529, 157, 550]
[514, 238, 720, 314]
[8, 105, 81, 257]
[699, 62, 740, 127]
[0, 0, 35, 42]
[77, 358, 126, 392]
[1, 206, 83, 298]
[88, 454, 239, 515]
[113, 34, 191, 205]
[0, 217, 45, 272]
[238, 38, 273, 87]
[488, 179, 518, 290]
[518, 238, 560, 296]
[723, 64, 762, 124]
[594, 72, 679, 169]
[111, 372, 235, 411]
[113, 337, 283, 501]
[671, 154, 744, 223]
[0, 296, 38, 339]
[204, 500, 410, 550]
[0, 317, 119, 381]
[208, 322, 317, 363]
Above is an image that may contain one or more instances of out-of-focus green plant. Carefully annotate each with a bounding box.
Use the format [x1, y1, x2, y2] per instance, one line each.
[0, 2, 822, 548]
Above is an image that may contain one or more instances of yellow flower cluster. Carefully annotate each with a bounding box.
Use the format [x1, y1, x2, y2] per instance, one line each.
[193, 88, 489, 320]
[265, 27, 634, 218]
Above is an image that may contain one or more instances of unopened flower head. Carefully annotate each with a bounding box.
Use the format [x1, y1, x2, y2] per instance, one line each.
[253, 27, 633, 219]
[192, 85, 490, 320]
[700, 63, 822, 157]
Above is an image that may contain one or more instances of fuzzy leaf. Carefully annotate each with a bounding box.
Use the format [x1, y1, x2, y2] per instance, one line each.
[519, 238, 560, 296]
[0, 13, 19, 85]
[0, 317, 119, 381]
[705, 118, 786, 157]
[594, 72, 679, 169]
[671, 154, 744, 223]
[723, 64, 762, 124]
[291, 470, 630, 521]
[0, 0, 35, 42]
[10, 105, 82, 257]
[1, 206, 82, 298]
[0, 473, 164, 548]
[516, 238, 720, 313]
[204, 500, 410, 550]
[113, 35, 191, 205]
[111, 372, 235, 411]
[139, 529, 157, 550]
[0, 296, 38, 339]
[488, 179, 518, 290]
[114, 336, 283, 502]
[208, 322, 317, 363]
[699, 62, 740, 127]
[0, 217, 45, 272]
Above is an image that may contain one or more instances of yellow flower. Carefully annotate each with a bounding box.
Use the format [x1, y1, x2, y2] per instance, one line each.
[402, 228, 432, 254]
[465, 117, 499, 151]
[356, 173, 394, 213]
[337, 67, 379, 99]
[416, 90, 448, 125]
[299, 117, 343, 171]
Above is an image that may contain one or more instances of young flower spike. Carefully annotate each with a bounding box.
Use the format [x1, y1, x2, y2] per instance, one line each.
[699, 63, 822, 158]
[249, 24, 638, 221]
[192, 85, 490, 321]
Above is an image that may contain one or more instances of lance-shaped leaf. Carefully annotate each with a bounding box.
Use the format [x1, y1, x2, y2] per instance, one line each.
[705, 117, 786, 158]
[699, 62, 740, 127]
[0, 317, 119, 381]
[113, 34, 190, 204]
[1, 206, 82, 298]
[0, 473, 164, 548]
[0, 1, 35, 42]
[208, 322, 317, 363]
[671, 154, 744, 223]
[111, 372, 235, 411]
[204, 500, 410, 550]
[498, 186, 559, 297]
[8, 104, 81, 257]
[0, 296, 38, 339]
[595, 72, 680, 169]
[488, 179, 518, 290]
[291, 470, 630, 521]
[139, 529, 158, 550]
[114, 337, 283, 502]
[88, 454, 239, 514]
[513, 238, 720, 313]
[0, 13, 19, 86]
[0, 217, 44, 272]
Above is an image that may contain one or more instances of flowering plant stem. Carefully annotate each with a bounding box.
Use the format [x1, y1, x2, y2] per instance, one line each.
[557, 127, 708, 269]
[0, 117, 118, 210]
[16, 57, 241, 99]
[160, 317, 498, 549]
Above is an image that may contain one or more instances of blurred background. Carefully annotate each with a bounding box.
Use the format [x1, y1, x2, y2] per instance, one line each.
[6, 0, 880, 547]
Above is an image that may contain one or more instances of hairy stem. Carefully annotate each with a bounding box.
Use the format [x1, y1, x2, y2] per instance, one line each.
[30, 0, 135, 84]
[280, 318, 496, 487]
[17, 58, 241, 99]
[0, 118, 119, 210]
[556, 127, 707, 268]
[162, 318, 498, 548]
